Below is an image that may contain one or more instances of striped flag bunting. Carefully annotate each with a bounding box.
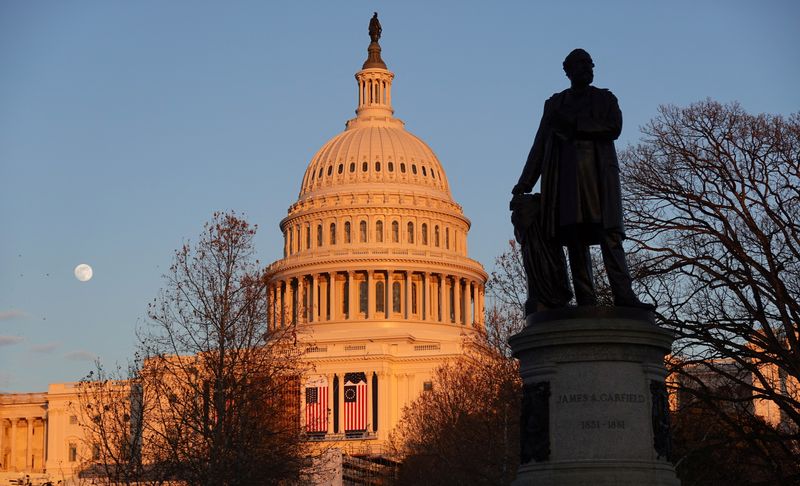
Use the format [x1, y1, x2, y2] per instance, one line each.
[344, 372, 368, 431]
[305, 376, 328, 433]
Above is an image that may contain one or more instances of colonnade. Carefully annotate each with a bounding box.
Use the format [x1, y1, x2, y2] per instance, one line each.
[268, 270, 485, 328]
[0, 417, 46, 473]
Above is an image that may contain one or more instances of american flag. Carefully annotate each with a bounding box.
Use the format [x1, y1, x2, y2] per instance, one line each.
[344, 372, 367, 431]
[305, 376, 328, 433]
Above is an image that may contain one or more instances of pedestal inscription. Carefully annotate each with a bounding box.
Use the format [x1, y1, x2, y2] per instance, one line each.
[551, 362, 651, 461]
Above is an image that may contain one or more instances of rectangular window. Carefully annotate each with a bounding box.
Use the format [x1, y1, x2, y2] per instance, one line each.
[376, 281, 385, 313]
[92, 444, 101, 460]
[69, 415, 78, 425]
[449, 283, 455, 322]
[343, 280, 349, 316]
[412, 282, 418, 314]
[69, 443, 77, 462]
[392, 282, 401, 313]
[359, 281, 368, 314]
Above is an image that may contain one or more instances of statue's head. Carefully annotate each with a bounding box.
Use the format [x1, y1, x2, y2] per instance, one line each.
[563, 49, 594, 88]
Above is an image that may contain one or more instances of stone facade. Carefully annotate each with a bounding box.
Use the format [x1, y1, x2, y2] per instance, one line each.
[0, 383, 90, 484]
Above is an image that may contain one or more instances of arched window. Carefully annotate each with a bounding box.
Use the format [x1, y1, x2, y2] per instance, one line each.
[318, 167, 323, 178]
[376, 280, 385, 313]
[375, 161, 381, 172]
[388, 162, 394, 172]
[330, 223, 336, 245]
[421, 224, 428, 245]
[435, 225, 440, 247]
[360, 220, 367, 243]
[392, 221, 399, 243]
[327, 165, 333, 176]
[392, 282, 401, 313]
[305, 224, 311, 249]
[359, 281, 368, 314]
[288, 227, 293, 254]
[362, 161, 368, 172]
[422, 166, 427, 176]
[412, 164, 418, 175]
[407, 222, 414, 244]
[344, 221, 351, 243]
[338, 163, 343, 174]
[317, 224, 323, 246]
[446, 228, 450, 249]
[400, 162, 406, 173]
[375, 220, 384, 243]
[350, 162, 356, 173]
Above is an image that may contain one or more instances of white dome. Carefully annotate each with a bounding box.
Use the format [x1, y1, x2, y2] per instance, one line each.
[299, 123, 452, 201]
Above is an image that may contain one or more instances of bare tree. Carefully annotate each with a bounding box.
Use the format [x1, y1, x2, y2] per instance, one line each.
[621, 100, 800, 483]
[389, 339, 521, 485]
[78, 212, 310, 485]
[76, 361, 161, 485]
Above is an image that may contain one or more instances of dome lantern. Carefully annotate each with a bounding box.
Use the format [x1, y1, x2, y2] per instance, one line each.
[349, 12, 397, 127]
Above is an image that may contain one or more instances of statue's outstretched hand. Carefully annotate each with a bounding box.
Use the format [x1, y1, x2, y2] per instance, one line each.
[512, 183, 530, 195]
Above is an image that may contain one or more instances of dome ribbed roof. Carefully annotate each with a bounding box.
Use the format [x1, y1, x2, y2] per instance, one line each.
[298, 123, 452, 200]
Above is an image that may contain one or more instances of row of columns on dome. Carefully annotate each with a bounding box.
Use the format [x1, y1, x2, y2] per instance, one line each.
[284, 220, 466, 257]
[0, 417, 46, 473]
[268, 271, 485, 328]
[303, 372, 380, 437]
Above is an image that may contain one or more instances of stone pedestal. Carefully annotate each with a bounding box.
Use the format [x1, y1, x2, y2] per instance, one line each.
[509, 307, 680, 486]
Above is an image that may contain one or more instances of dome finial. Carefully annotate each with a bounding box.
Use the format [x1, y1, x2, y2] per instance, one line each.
[363, 12, 387, 69]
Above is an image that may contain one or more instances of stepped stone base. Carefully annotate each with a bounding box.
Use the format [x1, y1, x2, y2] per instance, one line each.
[509, 307, 680, 486]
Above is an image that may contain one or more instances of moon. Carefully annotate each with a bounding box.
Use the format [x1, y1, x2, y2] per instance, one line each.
[74, 264, 93, 282]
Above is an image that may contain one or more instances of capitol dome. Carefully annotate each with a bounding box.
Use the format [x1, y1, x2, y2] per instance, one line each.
[299, 123, 452, 201]
[265, 14, 487, 452]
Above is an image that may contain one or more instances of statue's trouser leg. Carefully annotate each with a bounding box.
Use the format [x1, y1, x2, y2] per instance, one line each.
[567, 244, 596, 305]
[600, 230, 637, 302]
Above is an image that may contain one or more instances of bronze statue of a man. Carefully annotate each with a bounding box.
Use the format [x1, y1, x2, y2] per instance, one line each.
[512, 49, 654, 311]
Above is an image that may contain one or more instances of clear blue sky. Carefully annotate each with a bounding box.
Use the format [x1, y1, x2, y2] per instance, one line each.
[1, 1, 798, 392]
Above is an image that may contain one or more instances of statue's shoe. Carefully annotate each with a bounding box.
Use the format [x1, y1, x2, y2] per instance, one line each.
[614, 298, 656, 312]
